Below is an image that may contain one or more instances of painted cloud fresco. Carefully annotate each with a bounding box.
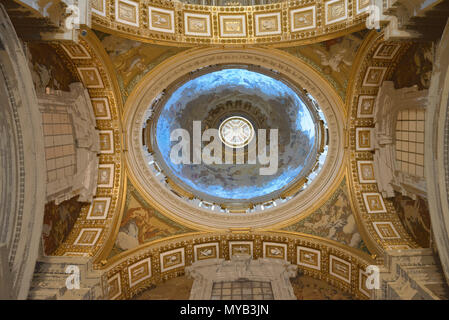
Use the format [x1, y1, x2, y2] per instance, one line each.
[154, 68, 319, 203]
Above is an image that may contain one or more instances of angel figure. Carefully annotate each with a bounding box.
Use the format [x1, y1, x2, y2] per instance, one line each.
[314, 34, 363, 73]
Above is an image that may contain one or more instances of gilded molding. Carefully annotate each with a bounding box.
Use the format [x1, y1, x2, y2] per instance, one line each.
[91, 0, 369, 47]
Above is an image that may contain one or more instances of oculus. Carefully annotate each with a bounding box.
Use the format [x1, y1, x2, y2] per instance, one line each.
[219, 116, 255, 149]
[146, 67, 327, 206]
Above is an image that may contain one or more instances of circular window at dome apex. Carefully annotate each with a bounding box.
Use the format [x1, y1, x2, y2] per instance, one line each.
[144, 66, 329, 212]
[219, 116, 255, 148]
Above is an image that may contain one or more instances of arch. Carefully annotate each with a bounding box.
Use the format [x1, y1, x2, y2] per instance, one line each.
[103, 231, 375, 300]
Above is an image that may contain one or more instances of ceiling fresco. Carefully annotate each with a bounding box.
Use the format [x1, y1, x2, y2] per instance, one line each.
[281, 30, 369, 101]
[152, 68, 322, 203]
[27, 42, 79, 92]
[94, 29, 369, 106]
[390, 42, 434, 90]
[108, 180, 197, 259]
[94, 30, 188, 102]
[5, 0, 449, 302]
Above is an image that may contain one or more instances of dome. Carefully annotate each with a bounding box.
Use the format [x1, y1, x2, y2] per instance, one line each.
[146, 67, 327, 208]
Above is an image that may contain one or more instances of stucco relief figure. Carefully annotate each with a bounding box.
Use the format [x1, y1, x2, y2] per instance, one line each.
[101, 36, 148, 87]
[334, 263, 348, 274]
[362, 100, 372, 113]
[314, 47, 351, 73]
[261, 19, 275, 31]
[99, 170, 109, 184]
[167, 254, 180, 264]
[85, 70, 97, 82]
[369, 70, 382, 82]
[100, 34, 184, 95]
[119, 5, 135, 21]
[362, 165, 373, 179]
[153, 14, 167, 25]
[30, 63, 52, 91]
[233, 246, 249, 254]
[111, 185, 194, 256]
